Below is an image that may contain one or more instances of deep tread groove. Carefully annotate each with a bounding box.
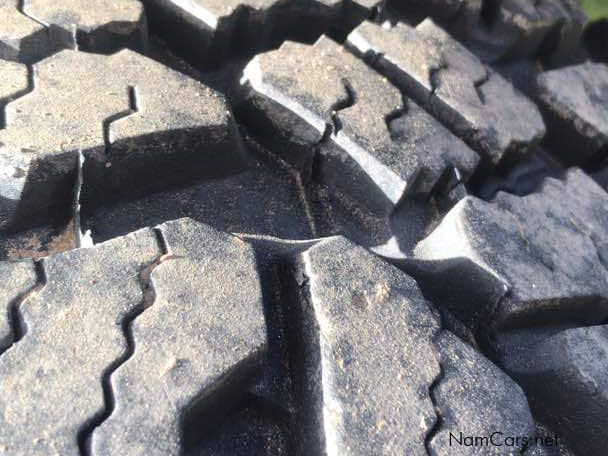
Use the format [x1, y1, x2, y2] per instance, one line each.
[479, 0, 501, 28]
[77, 228, 172, 455]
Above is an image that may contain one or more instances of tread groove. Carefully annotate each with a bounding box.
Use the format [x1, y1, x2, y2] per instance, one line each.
[17, 0, 49, 28]
[77, 228, 173, 455]
[424, 333, 445, 456]
[330, 78, 357, 134]
[0, 63, 35, 129]
[0, 259, 46, 357]
[102, 85, 138, 161]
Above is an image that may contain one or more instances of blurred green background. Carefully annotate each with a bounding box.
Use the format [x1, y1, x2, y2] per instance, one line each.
[583, 0, 608, 21]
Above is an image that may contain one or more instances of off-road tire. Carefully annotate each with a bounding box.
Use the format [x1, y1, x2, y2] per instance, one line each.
[1, 1, 607, 455]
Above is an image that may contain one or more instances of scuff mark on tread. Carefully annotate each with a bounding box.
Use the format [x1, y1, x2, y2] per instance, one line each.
[0, 260, 46, 357]
[77, 228, 176, 455]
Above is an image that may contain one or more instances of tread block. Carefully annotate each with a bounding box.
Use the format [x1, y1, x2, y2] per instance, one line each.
[0, 218, 266, 456]
[348, 19, 545, 166]
[0, 58, 28, 129]
[414, 168, 608, 329]
[389, 0, 586, 63]
[466, 0, 586, 63]
[386, 0, 466, 24]
[0, 49, 246, 231]
[0, 0, 146, 63]
[289, 236, 441, 454]
[537, 62, 608, 167]
[0, 259, 36, 350]
[0, 226, 162, 455]
[0, 0, 48, 62]
[287, 236, 534, 454]
[0, 59, 28, 103]
[509, 325, 608, 456]
[143, 0, 378, 65]
[430, 331, 535, 454]
[91, 219, 267, 455]
[240, 36, 479, 217]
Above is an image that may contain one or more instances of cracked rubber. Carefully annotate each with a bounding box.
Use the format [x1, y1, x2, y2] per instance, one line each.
[1, 0, 146, 63]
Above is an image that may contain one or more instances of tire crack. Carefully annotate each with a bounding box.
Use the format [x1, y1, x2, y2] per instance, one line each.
[243, 132, 319, 237]
[77, 228, 178, 455]
[76, 85, 138, 246]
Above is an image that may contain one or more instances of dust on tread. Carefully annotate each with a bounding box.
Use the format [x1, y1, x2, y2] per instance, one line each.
[0, 48, 246, 232]
[0, 0, 146, 63]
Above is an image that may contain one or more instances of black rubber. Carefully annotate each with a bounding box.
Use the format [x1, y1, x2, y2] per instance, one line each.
[0, 1, 607, 455]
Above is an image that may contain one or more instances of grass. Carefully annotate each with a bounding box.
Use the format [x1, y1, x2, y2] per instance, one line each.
[582, 0, 608, 22]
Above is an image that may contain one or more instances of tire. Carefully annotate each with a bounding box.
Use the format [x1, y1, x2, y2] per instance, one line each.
[0, 1, 606, 455]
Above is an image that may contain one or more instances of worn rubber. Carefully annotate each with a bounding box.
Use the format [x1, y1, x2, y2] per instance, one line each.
[0, 220, 536, 455]
[0, 0, 146, 63]
[239, 34, 479, 217]
[0, 48, 245, 231]
[410, 168, 608, 453]
[1, 0, 607, 455]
